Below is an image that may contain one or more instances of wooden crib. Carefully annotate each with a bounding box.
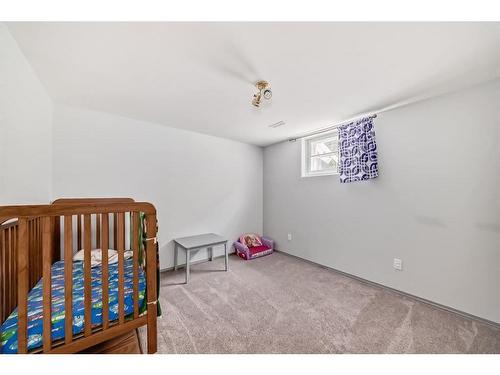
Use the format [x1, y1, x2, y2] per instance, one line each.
[0, 198, 158, 354]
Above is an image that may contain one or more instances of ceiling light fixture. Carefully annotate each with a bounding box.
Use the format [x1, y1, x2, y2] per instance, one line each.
[252, 80, 272, 108]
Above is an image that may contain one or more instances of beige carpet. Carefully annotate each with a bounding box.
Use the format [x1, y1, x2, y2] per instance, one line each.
[139, 252, 500, 353]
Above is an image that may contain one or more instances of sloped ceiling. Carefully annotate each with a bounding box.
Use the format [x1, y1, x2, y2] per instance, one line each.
[7, 22, 500, 146]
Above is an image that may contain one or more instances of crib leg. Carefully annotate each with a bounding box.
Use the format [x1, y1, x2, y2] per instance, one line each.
[147, 315, 157, 354]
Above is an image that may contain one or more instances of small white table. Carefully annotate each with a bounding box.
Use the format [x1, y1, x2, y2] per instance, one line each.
[173, 233, 228, 284]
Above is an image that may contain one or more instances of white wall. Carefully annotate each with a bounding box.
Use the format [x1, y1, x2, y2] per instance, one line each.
[52, 105, 263, 270]
[264, 79, 500, 323]
[0, 24, 52, 205]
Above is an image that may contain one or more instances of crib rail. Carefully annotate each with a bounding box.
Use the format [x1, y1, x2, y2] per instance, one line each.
[52, 198, 135, 251]
[0, 200, 157, 354]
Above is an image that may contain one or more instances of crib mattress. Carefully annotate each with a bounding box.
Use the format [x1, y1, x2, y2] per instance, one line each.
[0, 258, 146, 354]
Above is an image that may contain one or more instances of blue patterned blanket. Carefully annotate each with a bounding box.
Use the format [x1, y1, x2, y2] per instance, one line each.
[0, 258, 146, 354]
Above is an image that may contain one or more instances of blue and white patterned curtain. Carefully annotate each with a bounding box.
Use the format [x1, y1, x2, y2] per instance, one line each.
[338, 116, 379, 183]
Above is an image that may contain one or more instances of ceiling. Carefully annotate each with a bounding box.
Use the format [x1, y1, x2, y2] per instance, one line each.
[7, 22, 500, 146]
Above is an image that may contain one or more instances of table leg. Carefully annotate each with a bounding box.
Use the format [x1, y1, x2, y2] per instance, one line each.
[224, 242, 228, 271]
[173, 243, 178, 271]
[186, 249, 190, 284]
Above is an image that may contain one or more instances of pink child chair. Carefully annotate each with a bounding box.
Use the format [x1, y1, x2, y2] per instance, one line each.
[234, 234, 274, 260]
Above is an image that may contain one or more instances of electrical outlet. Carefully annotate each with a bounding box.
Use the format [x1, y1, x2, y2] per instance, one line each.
[393, 258, 403, 271]
[287, 233, 292, 241]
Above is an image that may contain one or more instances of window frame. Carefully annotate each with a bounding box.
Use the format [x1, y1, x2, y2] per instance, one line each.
[301, 130, 340, 178]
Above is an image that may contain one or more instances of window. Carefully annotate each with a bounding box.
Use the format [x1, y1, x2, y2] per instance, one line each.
[301, 130, 339, 177]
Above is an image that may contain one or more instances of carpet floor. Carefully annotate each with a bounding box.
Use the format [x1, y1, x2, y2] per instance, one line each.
[139, 252, 500, 353]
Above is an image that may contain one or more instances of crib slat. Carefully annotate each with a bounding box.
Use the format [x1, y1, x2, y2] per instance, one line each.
[0, 229, 3, 322]
[7, 227, 12, 323]
[17, 218, 29, 354]
[6, 227, 10, 323]
[117, 212, 125, 324]
[30, 220, 34, 285]
[101, 214, 110, 329]
[83, 214, 92, 337]
[1, 228, 6, 323]
[37, 219, 41, 286]
[3, 228, 9, 323]
[42, 216, 52, 352]
[145, 214, 158, 354]
[12, 226, 18, 323]
[29, 220, 33, 284]
[132, 212, 139, 319]
[64, 215, 73, 344]
[28, 220, 33, 286]
[5, 227, 9, 323]
[33, 219, 38, 287]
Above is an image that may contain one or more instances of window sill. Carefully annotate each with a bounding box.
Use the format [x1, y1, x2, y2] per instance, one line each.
[301, 171, 339, 178]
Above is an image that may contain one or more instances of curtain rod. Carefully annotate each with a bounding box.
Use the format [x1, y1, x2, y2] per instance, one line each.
[286, 80, 470, 143]
[288, 113, 377, 142]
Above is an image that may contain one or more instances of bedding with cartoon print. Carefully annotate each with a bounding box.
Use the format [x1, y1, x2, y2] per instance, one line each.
[0, 258, 146, 354]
